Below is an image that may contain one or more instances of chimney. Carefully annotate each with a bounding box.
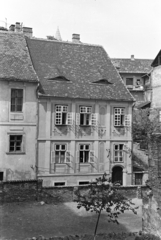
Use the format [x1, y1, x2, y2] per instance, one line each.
[15, 22, 21, 32]
[9, 24, 15, 31]
[72, 33, 80, 43]
[131, 55, 135, 61]
[23, 27, 33, 37]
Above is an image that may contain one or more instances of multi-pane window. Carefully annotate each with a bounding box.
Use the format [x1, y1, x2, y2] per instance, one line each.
[80, 106, 92, 126]
[114, 144, 124, 162]
[55, 144, 66, 163]
[79, 144, 90, 163]
[135, 173, 143, 185]
[11, 89, 23, 112]
[9, 135, 23, 152]
[114, 108, 125, 126]
[55, 105, 68, 125]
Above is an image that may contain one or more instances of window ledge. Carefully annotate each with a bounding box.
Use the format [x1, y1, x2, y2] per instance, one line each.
[6, 152, 26, 155]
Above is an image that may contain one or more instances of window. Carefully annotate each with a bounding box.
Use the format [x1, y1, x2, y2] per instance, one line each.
[135, 173, 143, 185]
[0, 172, 3, 181]
[55, 105, 72, 125]
[9, 135, 23, 153]
[80, 106, 92, 126]
[79, 144, 90, 163]
[11, 89, 23, 112]
[78, 181, 89, 185]
[159, 111, 161, 122]
[114, 108, 125, 126]
[55, 144, 66, 163]
[114, 144, 124, 162]
[126, 78, 133, 86]
[55, 105, 68, 125]
[54, 182, 65, 186]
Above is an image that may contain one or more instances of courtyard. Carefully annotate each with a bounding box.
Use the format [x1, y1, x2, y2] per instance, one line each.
[0, 198, 142, 240]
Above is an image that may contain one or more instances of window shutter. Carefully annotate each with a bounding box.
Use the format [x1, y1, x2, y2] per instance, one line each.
[76, 113, 80, 125]
[51, 151, 55, 163]
[124, 115, 131, 126]
[67, 112, 73, 125]
[89, 150, 95, 163]
[66, 151, 71, 163]
[91, 113, 97, 126]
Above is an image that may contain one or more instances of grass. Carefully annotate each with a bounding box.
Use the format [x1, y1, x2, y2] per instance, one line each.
[0, 198, 142, 240]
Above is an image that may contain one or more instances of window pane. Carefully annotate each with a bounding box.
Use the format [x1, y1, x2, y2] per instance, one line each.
[84, 151, 89, 163]
[61, 145, 66, 150]
[62, 113, 67, 124]
[85, 145, 89, 150]
[126, 78, 133, 85]
[80, 114, 84, 125]
[80, 145, 84, 150]
[55, 145, 60, 150]
[80, 151, 84, 163]
[60, 152, 65, 163]
[55, 151, 59, 163]
[17, 89, 23, 97]
[86, 114, 90, 125]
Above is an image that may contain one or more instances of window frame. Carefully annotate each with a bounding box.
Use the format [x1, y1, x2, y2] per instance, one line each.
[79, 144, 90, 163]
[54, 144, 67, 164]
[80, 106, 92, 126]
[7, 133, 25, 154]
[135, 173, 143, 185]
[114, 144, 124, 162]
[114, 107, 125, 127]
[10, 88, 23, 112]
[55, 105, 68, 125]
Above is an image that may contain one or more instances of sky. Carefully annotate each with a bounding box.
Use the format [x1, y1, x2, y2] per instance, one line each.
[1, 0, 161, 59]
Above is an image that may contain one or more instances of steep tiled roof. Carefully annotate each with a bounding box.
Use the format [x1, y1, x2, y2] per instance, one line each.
[0, 31, 38, 82]
[112, 58, 152, 74]
[26, 38, 134, 101]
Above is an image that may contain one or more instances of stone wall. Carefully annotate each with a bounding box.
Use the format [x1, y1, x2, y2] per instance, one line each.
[142, 137, 161, 238]
[0, 180, 145, 204]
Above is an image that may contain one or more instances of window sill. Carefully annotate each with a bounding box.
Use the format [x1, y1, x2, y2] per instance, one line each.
[114, 126, 125, 128]
[6, 152, 26, 155]
[80, 125, 91, 127]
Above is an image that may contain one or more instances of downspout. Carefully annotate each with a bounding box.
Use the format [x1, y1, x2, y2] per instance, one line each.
[35, 83, 40, 181]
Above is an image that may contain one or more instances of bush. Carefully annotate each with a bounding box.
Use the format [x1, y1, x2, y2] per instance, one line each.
[135, 233, 161, 240]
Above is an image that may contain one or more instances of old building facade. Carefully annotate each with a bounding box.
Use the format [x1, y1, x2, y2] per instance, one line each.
[0, 31, 38, 181]
[26, 35, 134, 187]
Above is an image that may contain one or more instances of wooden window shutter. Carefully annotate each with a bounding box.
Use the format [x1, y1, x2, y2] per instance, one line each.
[76, 113, 80, 125]
[124, 115, 131, 126]
[66, 151, 71, 163]
[89, 150, 95, 163]
[91, 113, 97, 126]
[67, 112, 73, 125]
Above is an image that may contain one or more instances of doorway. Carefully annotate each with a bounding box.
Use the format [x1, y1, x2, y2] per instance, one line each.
[112, 166, 123, 185]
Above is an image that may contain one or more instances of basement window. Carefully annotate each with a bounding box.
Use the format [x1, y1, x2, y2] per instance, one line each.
[78, 181, 90, 185]
[0, 172, 3, 181]
[54, 182, 65, 186]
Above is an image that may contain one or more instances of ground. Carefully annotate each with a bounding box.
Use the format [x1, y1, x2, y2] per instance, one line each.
[0, 198, 142, 240]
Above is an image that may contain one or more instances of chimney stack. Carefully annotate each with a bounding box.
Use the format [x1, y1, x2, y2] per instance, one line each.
[9, 24, 15, 31]
[23, 27, 33, 37]
[15, 22, 21, 32]
[131, 55, 135, 61]
[72, 33, 80, 43]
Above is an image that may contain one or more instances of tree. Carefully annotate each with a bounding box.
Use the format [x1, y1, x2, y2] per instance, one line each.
[132, 108, 159, 144]
[74, 173, 138, 240]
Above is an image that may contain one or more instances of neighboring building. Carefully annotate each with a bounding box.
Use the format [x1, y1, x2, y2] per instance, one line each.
[26, 34, 134, 187]
[0, 31, 38, 181]
[112, 56, 152, 104]
[150, 50, 161, 108]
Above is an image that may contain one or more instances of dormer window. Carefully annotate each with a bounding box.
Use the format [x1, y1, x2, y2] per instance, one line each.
[93, 79, 112, 85]
[48, 76, 70, 81]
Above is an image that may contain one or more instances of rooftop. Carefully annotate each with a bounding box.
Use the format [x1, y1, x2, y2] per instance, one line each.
[112, 57, 152, 74]
[26, 37, 134, 101]
[0, 31, 38, 82]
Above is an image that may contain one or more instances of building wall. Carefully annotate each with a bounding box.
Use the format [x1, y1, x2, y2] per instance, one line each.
[0, 80, 38, 181]
[151, 66, 161, 108]
[37, 98, 133, 186]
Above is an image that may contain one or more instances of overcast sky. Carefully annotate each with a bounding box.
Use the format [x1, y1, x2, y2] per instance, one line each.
[1, 0, 161, 59]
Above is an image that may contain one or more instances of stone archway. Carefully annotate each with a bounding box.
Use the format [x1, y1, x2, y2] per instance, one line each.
[112, 166, 123, 185]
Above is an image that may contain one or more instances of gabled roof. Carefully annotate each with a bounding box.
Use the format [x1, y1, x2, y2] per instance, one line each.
[112, 58, 152, 74]
[151, 50, 161, 67]
[0, 31, 38, 82]
[26, 37, 134, 101]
